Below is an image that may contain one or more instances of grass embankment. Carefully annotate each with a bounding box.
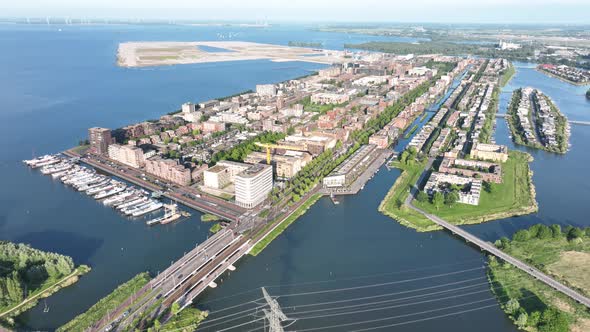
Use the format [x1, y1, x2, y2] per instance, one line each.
[57, 272, 151, 332]
[249, 194, 323, 256]
[404, 124, 419, 138]
[500, 63, 516, 87]
[160, 308, 208, 331]
[414, 151, 537, 226]
[378, 160, 439, 232]
[488, 224, 590, 331]
[209, 223, 222, 234]
[200, 214, 221, 222]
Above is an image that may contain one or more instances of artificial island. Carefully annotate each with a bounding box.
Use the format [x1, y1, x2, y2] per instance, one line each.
[11, 40, 590, 332]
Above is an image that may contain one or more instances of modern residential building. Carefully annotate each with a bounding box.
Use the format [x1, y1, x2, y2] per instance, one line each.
[144, 157, 192, 186]
[439, 157, 502, 183]
[256, 84, 277, 97]
[424, 172, 483, 206]
[235, 164, 273, 208]
[88, 127, 113, 155]
[470, 143, 509, 163]
[107, 144, 145, 168]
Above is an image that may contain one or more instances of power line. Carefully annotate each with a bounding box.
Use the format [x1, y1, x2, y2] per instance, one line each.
[199, 275, 487, 329]
[195, 258, 485, 308]
[286, 283, 504, 321]
[172, 266, 486, 330]
[275, 266, 484, 298]
[286, 294, 536, 332]
[203, 279, 524, 332]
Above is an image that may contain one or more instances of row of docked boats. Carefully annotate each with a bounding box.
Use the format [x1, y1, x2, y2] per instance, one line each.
[24, 155, 165, 218]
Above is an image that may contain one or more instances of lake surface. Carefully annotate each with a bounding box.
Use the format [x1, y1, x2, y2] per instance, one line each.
[0, 24, 588, 331]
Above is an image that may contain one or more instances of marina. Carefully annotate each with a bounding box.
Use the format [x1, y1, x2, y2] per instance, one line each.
[22, 155, 187, 225]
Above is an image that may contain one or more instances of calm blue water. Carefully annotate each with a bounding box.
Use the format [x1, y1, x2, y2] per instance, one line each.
[0, 24, 588, 331]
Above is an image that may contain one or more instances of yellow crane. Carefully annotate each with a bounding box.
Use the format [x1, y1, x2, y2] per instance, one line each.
[254, 142, 307, 165]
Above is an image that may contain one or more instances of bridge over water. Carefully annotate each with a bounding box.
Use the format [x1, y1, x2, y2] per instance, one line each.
[406, 160, 590, 309]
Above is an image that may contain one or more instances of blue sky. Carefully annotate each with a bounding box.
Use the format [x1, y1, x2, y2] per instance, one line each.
[2, 0, 590, 24]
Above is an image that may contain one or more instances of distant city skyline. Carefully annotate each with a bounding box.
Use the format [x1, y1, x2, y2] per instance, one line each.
[2, 0, 590, 24]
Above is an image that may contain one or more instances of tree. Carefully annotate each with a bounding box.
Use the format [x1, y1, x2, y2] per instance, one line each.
[528, 311, 541, 327]
[513, 229, 530, 242]
[483, 181, 494, 193]
[567, 227, 584, 241]
[154, 319, 161, 331]
[551, 224, 562, 238]
[538, 308, 568, 332]
[171, 302, 180, 316]
[417, 191, 429, 203]
[444, 191, 459, 206]
[432, 192, 444, 210]
[516, 312, 528, 328]
[505, 298, 520, 314]
[536, 225, 552, 239]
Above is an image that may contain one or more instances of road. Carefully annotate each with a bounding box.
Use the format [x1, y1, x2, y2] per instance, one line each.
[64, 150, 245, 221]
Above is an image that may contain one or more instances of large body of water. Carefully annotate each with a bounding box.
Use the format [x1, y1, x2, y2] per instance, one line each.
[0, 24, 588, 331]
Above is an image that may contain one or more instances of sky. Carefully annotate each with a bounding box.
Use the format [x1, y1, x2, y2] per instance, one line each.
[2, 0, 590, 24]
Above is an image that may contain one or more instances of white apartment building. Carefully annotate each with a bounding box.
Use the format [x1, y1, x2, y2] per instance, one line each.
[235, 164, 273, 209]
[107, 144, 145, 168]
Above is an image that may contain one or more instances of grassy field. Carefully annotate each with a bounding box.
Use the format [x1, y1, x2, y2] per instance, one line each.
[209, 223, 222, 234]
[378, 160, 439, 232]
[500, 63, 516, 87]
[200, 214, 221, 222]
[57, 272, 151, 332]
[414, 151, 537, 226]
[487, 226, 590, 331]
[249, 194, 323, 256]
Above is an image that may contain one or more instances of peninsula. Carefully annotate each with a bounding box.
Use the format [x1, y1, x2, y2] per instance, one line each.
[0, 241, 90, 329]
[507, 87, 570, 154]
[379, 59, 537, 232]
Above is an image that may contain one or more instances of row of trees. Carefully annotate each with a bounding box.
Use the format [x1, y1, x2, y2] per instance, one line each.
[503, 223, 590, 245]
[270, 141, 352, 204]
[503, 297, 569, 332]
[344, 42, 536, 62]
[0, 241, 75, 311]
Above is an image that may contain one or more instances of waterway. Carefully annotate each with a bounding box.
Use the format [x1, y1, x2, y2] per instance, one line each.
[0, 24, 588, 331]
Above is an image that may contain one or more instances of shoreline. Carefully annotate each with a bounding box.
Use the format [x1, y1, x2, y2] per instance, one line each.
[536, 67, 590, 86]
[380, 152, 538, 233]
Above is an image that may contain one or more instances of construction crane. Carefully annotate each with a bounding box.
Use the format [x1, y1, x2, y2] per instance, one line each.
[254, 142, 307, 165]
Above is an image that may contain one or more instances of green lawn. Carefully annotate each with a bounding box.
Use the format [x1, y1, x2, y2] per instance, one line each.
[200, 214, 221, 222]
[209, 223, 222, 234]
[414, 151, 537, 225]
[57, 272, 151, 332]
[249, 194, 322, 256]
[378, 160, 439, 232]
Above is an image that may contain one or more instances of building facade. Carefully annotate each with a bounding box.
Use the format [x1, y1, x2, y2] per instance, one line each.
[235, 164, 273, 209]
[88, 127, 112, 155]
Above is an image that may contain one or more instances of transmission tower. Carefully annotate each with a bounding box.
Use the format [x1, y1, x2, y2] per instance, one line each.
[261, 287, 291, 332]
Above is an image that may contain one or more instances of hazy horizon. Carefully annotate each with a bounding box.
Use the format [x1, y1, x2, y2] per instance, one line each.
[2, 0, 590, 24]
